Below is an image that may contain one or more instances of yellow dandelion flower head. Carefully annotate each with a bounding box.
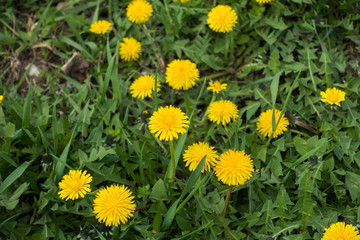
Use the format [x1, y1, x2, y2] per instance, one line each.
[93, 185, 136, 227]
[320, 87, 345, 107]
[174, 0, 190, 3]
[58, 170, 92, 201]
[119, 37, 142, 62]
[214, 149, 254, 186]
[256, 109, 289, 138]
[183, 142, 218, 173]
[148, 105, 189, 141]
[207, 5, 238, 33]
[207, 81, 227, 94]
[166, 59, 199, 90]
[208, 100, 238, 125]
[129, 75, 160, 99]
[126, 0, 153, 24]
[256, 0, 273, 3]
[89, 20, 112, 34]
[0, 95, 3, 106]
[321, 222, 360, 240]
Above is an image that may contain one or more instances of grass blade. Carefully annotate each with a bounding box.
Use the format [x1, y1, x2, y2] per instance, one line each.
[0, 162, 30, 193]
[162, 156, 207, 229]
[30, 1, 53, 44]
[22, 83, 33, 128]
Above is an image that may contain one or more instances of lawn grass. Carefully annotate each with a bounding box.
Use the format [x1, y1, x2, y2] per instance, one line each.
[1, 0, 360, 239]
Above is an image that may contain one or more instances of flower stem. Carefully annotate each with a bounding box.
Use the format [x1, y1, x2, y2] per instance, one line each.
[204, 123, 214, 142]
[198, 175, 202, 197]
[163, 0, 174, 33]
[201, 94, 216, 124]
[198, 71, 229, 82]
[169, 140, 176, 182]
[222, 185, 233, 216]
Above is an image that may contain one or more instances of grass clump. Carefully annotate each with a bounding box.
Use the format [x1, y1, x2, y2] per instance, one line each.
[1, 0, 360, 239]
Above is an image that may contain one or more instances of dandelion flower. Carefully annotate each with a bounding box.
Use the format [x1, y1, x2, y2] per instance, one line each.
[126, 0, 153, 24]
[58, 170, 92, 201]
[214, 149, 254, 186]
[256, 0, 273, 3]
[0, 95, 3, 106]
[256, 109, 289, 138]
[90, 20, 112, 34]
[166, 59, 199, 90]
[129, 75, 160, 99]
[208, 100, 238, 125]
[207, 81, 227, 94]
[148, 105, 189, 141]
[174, 0, 190, 3]
[320, 87, 345, 107]
[119, 37, 142, 62]
[93, 185, 136, 227]
[207, 5, 238, 33]
[321, 222, 360, 240]
[183, 142, 218, 172]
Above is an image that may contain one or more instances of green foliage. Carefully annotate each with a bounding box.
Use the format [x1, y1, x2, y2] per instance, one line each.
[0, 0, 360, 239]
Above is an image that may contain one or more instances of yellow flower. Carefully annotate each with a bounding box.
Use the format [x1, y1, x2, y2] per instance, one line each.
[0, 95, 3, 106]
[320, 87, 345, 106]
[256, 0, 273, 3]
[129, 75, 160, 99]
[256, 109, 289, 138]
[207, 81, 227, 94]
[214, 149, 254, 186]
[166, 59, 199, 90]
[89, 20, 112, 34]
[174, 0, 190, 3]
[207, 5, 238, 33]
[208, 100, 238, 125]
[321, 222, 360, 240]
[119, 37, 142, 62]
[126, 0, 153, 24]
[148, 105, 189, 141]
[93, 185, 136, 227]
[58, 170, 92, 201]
[183, 142, 218, 172]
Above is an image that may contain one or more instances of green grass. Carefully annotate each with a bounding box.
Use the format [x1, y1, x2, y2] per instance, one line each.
[1, 0, 360, 239]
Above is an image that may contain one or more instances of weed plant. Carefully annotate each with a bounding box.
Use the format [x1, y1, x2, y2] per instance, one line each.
[0, 0, 360, 239]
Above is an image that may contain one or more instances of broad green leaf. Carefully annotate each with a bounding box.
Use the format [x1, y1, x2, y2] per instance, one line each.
[149, 179, 168, 202]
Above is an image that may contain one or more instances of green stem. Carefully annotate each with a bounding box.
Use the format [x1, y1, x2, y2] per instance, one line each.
[139, 142, 146, 184]
[143, 24, 164, 70]
[108, 0, 112, 18]
[230, 30, 234, 63]
[198, 71, 229, 82]
[222, 185, 233, 216]
[198, 175, 202, 198]
[163, 0, 173, 33]
[224, 124, 228, 133]
[290, 129, 311, 138]
[204, 123, 215, 142]
[153, 71, 158, 111]
[169, 140, 176, 182]
[201, 94, 216, 124]
[224, 34, 229, 63]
